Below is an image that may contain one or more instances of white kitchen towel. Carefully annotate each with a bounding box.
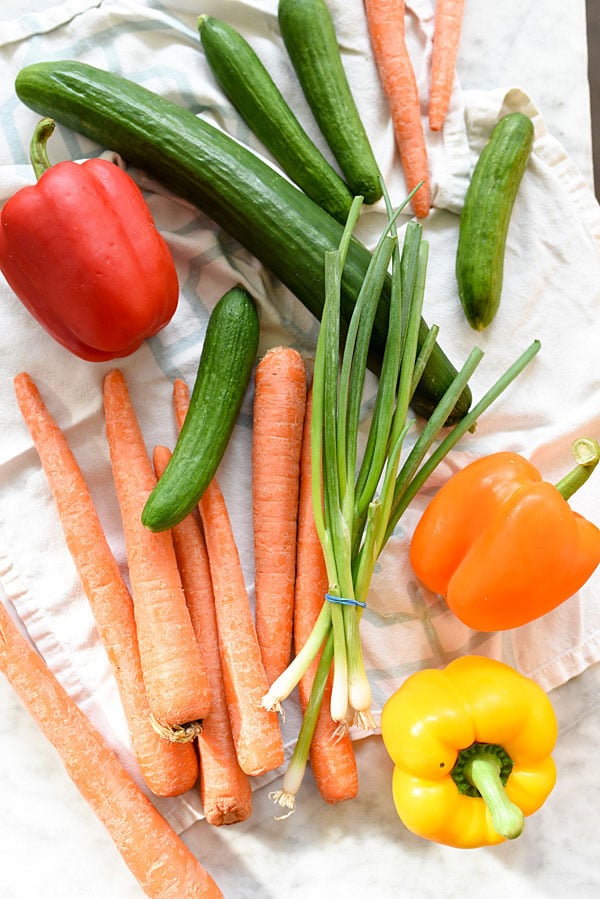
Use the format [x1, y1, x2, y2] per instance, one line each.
[0, 0, 599, 833]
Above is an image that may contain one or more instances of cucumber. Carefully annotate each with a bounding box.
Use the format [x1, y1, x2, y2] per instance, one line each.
[14, 60, 471, 422]
[456, 111, 534, 330]
[278, 0, 382, 205]
[142, 285, 259, 531]
[198, 15, 353, 225]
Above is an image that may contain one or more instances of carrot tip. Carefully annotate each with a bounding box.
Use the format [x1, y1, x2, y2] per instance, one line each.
[150, 714, 203, 743]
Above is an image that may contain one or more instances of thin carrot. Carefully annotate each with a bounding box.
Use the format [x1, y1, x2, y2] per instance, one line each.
[295, 386, 358, 803]
[429, 0, 465, 131]
[13, 372, 198, 798]
[252, 346, 307, 684]
[364, 0, 431, 218]
[0, 601, 222, 898]
[200, 480, 285, 777]
[173, 379, 285, 778]
[103, 369, 210, 737]
[153, 443, 253, 825]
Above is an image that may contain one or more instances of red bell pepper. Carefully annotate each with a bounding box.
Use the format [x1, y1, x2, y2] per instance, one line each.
[0, 118, 178, 361]
[410, 438, 600, 631]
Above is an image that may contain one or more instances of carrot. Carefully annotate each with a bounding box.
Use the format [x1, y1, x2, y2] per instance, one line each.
[0, 601, 222, 898]
[252, 346, 307, 684]
[429, 0, 465, 131]
[13, 372, 198, 798]
[364, 0, 431, 218]
[153, 443, 253, 825]
[295, 386, 358, 803]
[199, 479, 285, 777]
[103, 369, 210, 737]
[173, 379, 285, 778]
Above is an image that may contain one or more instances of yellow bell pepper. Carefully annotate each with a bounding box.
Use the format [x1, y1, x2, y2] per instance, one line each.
[381, 655, 557, 849]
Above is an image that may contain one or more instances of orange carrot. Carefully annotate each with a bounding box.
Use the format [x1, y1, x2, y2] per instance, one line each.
[429, 0, 465, 131]
[103, 369, 210, 736]
[0, 601, 222, 898]
[173, 379, 285, 778]
[252, 346, 307, 684]
[295, 387, 358, 804]
[199, 479, 285, 778]
[364, 0, 431, 218]
[153, 443, 253, 825]
[13, 372, 198, 798]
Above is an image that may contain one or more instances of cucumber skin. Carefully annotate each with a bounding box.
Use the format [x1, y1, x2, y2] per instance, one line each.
[142, 286, 259, 532]
[198, 15, 354, 225]
[456, 112, 534, 330]
[14, 60, 470, 422]
[278, 0, 382, 206]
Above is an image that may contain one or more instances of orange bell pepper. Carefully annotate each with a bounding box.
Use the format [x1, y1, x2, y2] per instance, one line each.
[410, 438, 600, 630]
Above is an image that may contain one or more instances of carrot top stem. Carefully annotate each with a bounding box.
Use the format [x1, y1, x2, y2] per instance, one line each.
[150, 716, 203, 743]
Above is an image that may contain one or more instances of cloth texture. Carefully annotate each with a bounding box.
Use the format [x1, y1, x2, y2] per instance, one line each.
[0, 0, 599, 831]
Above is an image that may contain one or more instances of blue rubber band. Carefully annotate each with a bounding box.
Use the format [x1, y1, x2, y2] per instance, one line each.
[325, 592, 367, 609]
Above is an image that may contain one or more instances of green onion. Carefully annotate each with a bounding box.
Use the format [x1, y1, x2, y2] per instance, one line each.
[264, 184, 541, 811]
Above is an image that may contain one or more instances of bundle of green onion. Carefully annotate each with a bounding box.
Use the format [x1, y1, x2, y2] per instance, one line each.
[263, 188, 540, 814]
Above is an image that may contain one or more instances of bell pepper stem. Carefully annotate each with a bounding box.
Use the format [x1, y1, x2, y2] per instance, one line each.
[555, 437, 600, 501]
[30, 118, 56, 180]
[464, 754, 524, 841]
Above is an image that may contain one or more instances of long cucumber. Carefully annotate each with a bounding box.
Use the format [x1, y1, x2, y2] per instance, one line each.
[14, 60, 471, 421]
[278, 0, 382, 205]
[198, 14, 354, 225]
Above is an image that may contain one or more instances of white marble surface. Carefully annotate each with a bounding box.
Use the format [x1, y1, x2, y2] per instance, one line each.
[0, 1, 599, 897]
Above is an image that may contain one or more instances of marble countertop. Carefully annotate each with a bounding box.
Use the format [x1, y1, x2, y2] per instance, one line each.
[1, 1, 599, 897]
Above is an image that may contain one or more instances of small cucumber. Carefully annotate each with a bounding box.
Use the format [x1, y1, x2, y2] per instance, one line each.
[456, 111, 534, 330]
[198, 15, 353, 225]
[278, 0, 382, 205]
[142, 285, 259, 531]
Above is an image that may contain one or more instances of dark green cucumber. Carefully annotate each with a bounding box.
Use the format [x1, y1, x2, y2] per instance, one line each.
[142, 286, 259, 531]
[278, 0, 382, 205]
[456, 112, 534, 330]
[14, 60, 471, 422]
[198, 15, 353, 225]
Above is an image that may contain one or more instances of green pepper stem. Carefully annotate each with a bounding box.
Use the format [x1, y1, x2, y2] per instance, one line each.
[464, 754, 524, 841]
[30, 118, 56, 180]
[555, 438, 600, 501]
